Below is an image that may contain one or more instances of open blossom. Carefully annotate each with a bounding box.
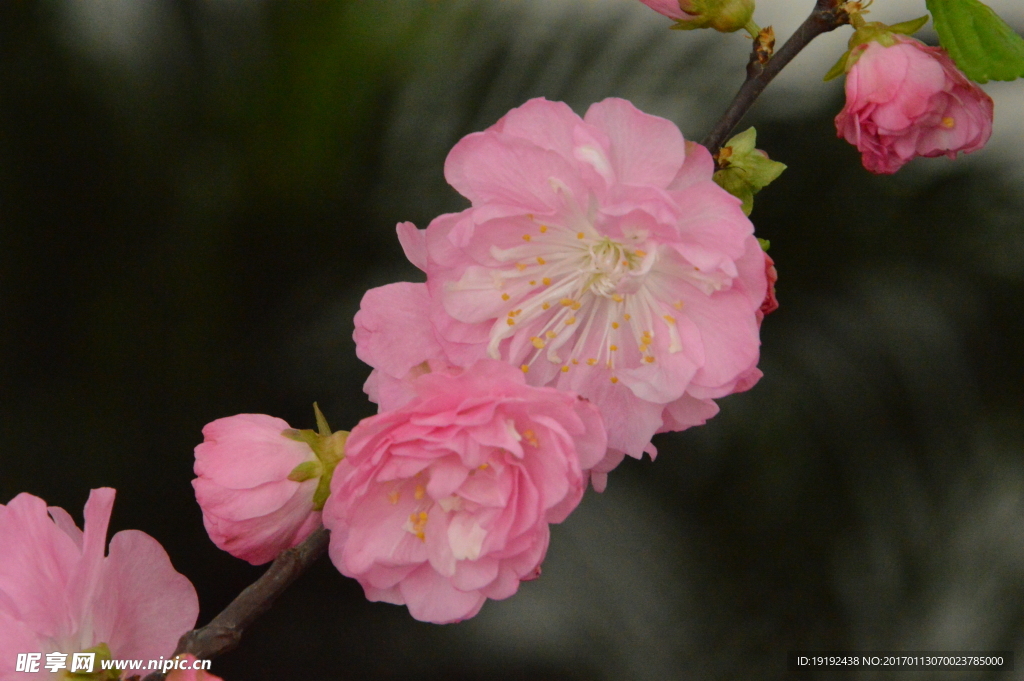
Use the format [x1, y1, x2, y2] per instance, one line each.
[322, 359, 606, 624]
[367, 97, 767, 461]
[0, 488, 198, 679]
[836, 35, 993, 174]
[194, 414, 331, 565]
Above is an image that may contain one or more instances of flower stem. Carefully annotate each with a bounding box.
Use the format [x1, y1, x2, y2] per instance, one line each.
[744, 19, 761, 40]
[702, 0, 850, 158]
[136, 526, 330, 681]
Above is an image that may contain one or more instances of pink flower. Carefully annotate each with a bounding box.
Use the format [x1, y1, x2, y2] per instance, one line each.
[364, 98, 767, 462]
[322, 359, 606, 624]
[835, 36, 993, 174]
[193, 414, 328, 565]
[0, 488, 198, 679]
[165, 655, 223, 681]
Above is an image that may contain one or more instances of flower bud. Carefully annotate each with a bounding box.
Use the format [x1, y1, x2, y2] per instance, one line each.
[639, 0, 755, 33]
[193, 407, 347, 565]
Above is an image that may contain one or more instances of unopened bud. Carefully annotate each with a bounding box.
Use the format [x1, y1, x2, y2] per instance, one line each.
[641, 0, 756, 34]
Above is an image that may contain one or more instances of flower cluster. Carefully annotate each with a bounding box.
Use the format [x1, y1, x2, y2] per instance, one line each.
[359, 97, 768, 467]
[187, 97, 773, 624]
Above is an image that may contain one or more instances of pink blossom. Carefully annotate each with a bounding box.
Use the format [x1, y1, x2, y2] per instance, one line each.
[836, 36, 993, 174]
[193, 414, 324, 565]
[638, 0, 696, 21]
[165, 655, 223, 681]
[363, 98, 767, 463]
[322, 359, 606, 624]
[0, 488, 198, 679]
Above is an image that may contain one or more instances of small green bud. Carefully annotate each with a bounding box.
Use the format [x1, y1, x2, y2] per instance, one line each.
[712, 128, 786, 216]
[671, 0, 756, 34]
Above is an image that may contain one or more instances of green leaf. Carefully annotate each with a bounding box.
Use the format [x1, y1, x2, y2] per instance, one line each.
[927, 0, 1024, 82]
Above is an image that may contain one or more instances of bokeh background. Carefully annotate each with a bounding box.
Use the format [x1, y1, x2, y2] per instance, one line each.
[2, 1, 1024, 679]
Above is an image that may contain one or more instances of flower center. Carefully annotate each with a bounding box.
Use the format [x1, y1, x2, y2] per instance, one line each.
[457, 214, 702, 383]
[582, 238, 641, 297]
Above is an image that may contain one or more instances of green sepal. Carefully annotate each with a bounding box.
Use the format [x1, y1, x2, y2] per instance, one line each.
[888, 15, 930, 35]
[927, 0, 1024, 82]
[282, 404, 350, 510]
[61, 643, 123, 681]
[824, 51, 851, 81]
[287, 460, 321, 482]
[713, 127, 786, 216]
[313, 401, 331, 437]
[757, 238, 771, 252]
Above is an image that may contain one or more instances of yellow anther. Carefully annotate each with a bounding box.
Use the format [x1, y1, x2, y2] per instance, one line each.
[542, 277, 551, 286]
[942, 116, 955, 128]
[565, 317, 576, 325]
[545, 330, 557, 339]
[571, 301, 581, 311]
[644, 356, 655, 363]
[523, 429, 539, 447]
[621, 260, 628, 267]
[414, 484, 426, 500]
[577, 232, 585, 239]
[512, 309, 522, 316]
[611, 294, 624, 303]
[501, 293, 510, 301]
[635, 249, 646, 257]
[611, 322, 619, 329]
[609, 345, 618, 351]
[561, 365, 570, 372]
[478, 463, 489, 470]
[529, 280, 537, 286]
[664, 315, 676, 324]
[507, 318, 515, 326]
[515, 263, 527, 271]
[571, 359, 579, 365]
[539, 225, 548, 233]
[537, 257, 546, 265]
[387, 490, 401, 505]
[531, 337, 545, 349]
[542, 302, 551, 310]
[560, 298, 574, 307]
[522, 234, 532, 241]
[586, 358, 598, 366]
[624, 313, 632, 320]
[639, 344, 648, 353]
[610, 376, 619, 384]
[521, 364, 529, 373]
[673, 300, 683, 310]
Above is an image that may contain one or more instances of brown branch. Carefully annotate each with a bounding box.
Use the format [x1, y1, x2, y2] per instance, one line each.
[702, 0, 850, 157]
[137, 526, 330, 681]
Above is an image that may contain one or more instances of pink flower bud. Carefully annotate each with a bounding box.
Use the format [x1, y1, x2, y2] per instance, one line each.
[193, 414, 324, 565]
[322, 360, 606, 624]
[0, 488, 198, 665]
[835, 36, 993, 174]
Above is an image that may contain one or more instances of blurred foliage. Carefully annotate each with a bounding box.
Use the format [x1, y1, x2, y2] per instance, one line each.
[1, 1, 1022, 680]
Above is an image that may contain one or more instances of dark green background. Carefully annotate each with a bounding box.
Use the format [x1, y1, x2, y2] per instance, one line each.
[2, 2, 1022, 679]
